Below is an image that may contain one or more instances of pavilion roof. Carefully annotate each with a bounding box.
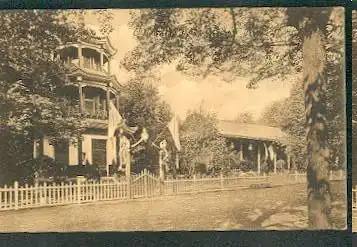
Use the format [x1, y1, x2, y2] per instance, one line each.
[217, 120, 288, 144]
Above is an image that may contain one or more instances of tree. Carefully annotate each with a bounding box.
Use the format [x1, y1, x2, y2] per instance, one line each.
[235, 112, 255, 124]
[258, 99, 287, 127]
[280, 81, 307, 171]
[119, 75, 172, 173]
[180, 109, 234, 175]
[352, 11, 357, 186]
[0, 10, 110, 184]
[124, 7, 344, 229]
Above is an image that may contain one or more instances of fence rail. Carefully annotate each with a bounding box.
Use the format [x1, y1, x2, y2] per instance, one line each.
[0, 169, 345, 211]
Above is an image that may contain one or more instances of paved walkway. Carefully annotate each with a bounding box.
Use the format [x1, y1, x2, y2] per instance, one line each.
[0, 182, 345, 232]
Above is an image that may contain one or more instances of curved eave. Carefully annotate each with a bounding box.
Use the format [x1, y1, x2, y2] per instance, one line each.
[67, 67, 122, 92]
[97, 37, 117, 57]
[57, 38, 117, 57]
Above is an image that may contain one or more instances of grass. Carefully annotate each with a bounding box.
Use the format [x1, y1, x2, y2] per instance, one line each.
[0, 181, 345, 232]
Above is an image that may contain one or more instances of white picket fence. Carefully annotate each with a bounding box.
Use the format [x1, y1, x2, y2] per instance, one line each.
[0, 169, 344, 211]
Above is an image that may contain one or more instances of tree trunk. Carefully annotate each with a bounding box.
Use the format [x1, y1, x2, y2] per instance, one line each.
[303, 30, 332, 229]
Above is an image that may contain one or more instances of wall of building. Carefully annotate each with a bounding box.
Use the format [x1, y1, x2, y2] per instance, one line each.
[68, 140, 78, 165]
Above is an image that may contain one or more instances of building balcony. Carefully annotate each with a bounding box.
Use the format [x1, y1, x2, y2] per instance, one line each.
[59, 45, 111, 75]
[67, 106, 108, 121]
[63, 57, 109, 74]
[83, 108, 108, 120]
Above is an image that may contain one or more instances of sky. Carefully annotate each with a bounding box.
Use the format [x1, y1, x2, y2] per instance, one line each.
[82, 9, 297, 121]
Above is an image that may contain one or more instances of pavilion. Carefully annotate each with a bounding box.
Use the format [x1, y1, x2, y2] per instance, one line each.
[217, 120, 291, 174]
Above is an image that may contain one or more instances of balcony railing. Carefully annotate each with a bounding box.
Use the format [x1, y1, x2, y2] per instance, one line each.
[83, 108, 108, 120]
[61, 56, 109, 74]
[63, 58, 79, 67]
[83, 57, 101, 72]
[66, 105, 108, 120]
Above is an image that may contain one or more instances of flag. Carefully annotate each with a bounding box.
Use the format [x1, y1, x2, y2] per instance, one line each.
[167, 114, 181, 152]
[268, 145, 275, 161]
[108, 101, 123, 137]
[107, 102, 123, 175]
[263, 143, 268, 159]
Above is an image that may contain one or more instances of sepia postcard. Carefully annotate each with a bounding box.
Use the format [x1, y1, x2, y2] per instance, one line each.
[0, 7, 346, 232]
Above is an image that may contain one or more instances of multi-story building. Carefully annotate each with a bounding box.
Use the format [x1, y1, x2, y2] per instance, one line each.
[34, 38, 127, 175]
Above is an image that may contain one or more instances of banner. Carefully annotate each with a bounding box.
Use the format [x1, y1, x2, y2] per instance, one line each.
[108, 101, 123, 137]
[263, 143, 268, 159]
[107, 102, 122, 175]
[167, 114, 181, 152]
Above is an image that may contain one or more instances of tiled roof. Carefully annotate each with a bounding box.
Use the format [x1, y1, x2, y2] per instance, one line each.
[217, 120, 288, 143]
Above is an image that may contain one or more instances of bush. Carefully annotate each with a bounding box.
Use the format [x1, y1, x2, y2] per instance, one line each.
[237, 160, 255, 172]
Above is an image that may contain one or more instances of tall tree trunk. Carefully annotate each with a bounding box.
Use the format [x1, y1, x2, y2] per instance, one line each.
[303, 29, 332, 229]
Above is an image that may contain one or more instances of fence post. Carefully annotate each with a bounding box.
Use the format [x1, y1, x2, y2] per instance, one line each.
[44, 182, 47, 205]
[220, 173, 224, 189]
[77, 177, 81, 204]
[60, 182, 64, 204]
[144, 169, 148, 198]
[127, 175, 132, 199]
[35, 181, 38, 205]
[14, 181, 18, 210]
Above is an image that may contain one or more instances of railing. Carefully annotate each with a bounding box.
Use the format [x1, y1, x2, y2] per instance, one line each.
[83, 108, 108, 120]
[83, 57, 101, 72]
[66, 105, 107, 120]
[0, 169, 345, 211]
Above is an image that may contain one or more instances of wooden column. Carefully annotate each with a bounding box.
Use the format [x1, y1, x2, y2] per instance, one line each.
[108, 59, 111, 74]
[78, 45, 83, 68]
[100, 52, 104, 72]
[126, 153, 131, 178]
[106, 88, 111, 117]
[287, 154, 291, 171]
[240, 143, 243, 161]
[78, 136, 83, 166]
[79, 84, 84, 112]
[175, 153, 179, 170]
[78, 84, 83, 166]
[106, 88, 111, 176]
[257, 143, 261, 174]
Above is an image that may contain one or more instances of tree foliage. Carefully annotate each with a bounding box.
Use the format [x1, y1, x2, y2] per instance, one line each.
[0, 10, 107, 184]
[119, 76, 172, 172]
[124, 8, 300, 85]
[235, 112, 255, 124]
[258, 99, 287, 128]
[179, 109, 235, 175]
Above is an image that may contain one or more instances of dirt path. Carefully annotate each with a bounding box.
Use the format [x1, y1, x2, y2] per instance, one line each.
[0, 182, 345, 232]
